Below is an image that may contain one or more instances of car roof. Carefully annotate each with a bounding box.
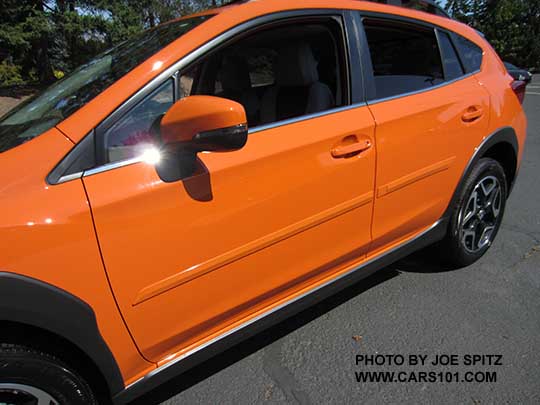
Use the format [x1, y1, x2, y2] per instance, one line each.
[180, 0, 478, 46]
[177, 0, 451, 21]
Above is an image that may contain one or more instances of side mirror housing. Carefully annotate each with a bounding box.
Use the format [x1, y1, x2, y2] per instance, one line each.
[160, 95, 248, 152]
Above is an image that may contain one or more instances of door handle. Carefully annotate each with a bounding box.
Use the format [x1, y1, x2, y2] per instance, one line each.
[462, 106, 484, 123]
[331, 139, 372, 158]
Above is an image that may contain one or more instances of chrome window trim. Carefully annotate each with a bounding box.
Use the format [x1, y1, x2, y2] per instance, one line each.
[248, 102, 368, 134]
[80, 102, 370, 179]
[56, 171, 84, 184]
[77, 72, 480, 180]
[83, 156, 145, 178]
[74, 7, 482, 180]
[87, 10, 348, 172]
[124, 218, 442, 391]
[80, 65, 481, 179]
[366, 69, 481, 106]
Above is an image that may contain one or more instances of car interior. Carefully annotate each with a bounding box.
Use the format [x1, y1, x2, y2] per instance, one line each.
[185, 20, 346, 128]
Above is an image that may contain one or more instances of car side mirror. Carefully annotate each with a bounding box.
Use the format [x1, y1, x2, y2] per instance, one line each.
[156, 95, 248, 181]
[160, 95, 248, 152]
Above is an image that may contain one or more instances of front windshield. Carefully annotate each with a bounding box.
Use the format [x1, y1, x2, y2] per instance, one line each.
[504, 62, 517, 70]
[0, 15, 211, 153]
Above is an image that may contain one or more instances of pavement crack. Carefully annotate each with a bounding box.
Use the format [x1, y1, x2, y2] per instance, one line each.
[507, 242, 540, 271]
[262, 341, 312, 405]
[523, 244, 540, 260]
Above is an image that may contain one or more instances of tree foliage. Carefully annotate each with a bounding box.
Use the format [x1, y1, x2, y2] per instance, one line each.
[0, 0, 538, 86]
[446, 0, 540, 69]
[0, 0, 223, 86]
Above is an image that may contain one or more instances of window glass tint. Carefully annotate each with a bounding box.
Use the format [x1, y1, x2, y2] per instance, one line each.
[452, 34, 483, 72]
[364, 19, 444, 99]
[438, 31, 464, 80]
[247, 49, 277, 88]
[187, 20, 346, 127]
[0, 15, 211, 154]
[212, 47, 278, 126]
[105, 80, 173, 162]
[213, 48, 277, 95]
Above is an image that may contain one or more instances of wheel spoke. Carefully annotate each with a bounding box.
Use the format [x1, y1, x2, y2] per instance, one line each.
[483, 179, 501, 217]
[462, 191, 478, 226]
[479, 178, 496, 200]
[490, 187, 502, 218]
[478, 225, 495, 249]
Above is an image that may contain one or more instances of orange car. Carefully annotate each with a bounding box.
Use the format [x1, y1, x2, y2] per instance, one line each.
[0, 0, 527, 403]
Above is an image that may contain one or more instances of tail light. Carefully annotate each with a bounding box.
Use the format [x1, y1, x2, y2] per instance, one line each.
[511, 80, 527, 104]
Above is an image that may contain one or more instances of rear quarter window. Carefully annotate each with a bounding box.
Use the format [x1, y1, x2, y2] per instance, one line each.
[451, 33, 483, 73]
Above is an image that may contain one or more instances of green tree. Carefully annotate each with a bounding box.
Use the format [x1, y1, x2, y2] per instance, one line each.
[446, 0, 540, 69]
[0, 0, 56, 84]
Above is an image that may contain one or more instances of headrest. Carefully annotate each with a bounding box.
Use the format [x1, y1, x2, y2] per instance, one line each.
[219, 54, 252, 92]
[275, 42, 319, 87]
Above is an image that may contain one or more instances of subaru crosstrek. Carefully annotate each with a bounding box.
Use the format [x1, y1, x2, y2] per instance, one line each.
[0, 0, 527, 403]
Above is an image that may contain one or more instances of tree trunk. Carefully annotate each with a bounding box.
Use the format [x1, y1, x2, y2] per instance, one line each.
[36, 38, 56, 84]
[34, 0, 56, 84]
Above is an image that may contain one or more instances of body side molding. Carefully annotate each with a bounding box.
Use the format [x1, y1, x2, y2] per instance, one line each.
[0, 272, 124, 395]
[134, 191, 374, 305]
[114, 217, 449, 404]
[377, 156, 456, 197]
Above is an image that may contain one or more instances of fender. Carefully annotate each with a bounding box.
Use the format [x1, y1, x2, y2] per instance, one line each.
[0, 272, 124, 395]
[443, 126, 519, 219]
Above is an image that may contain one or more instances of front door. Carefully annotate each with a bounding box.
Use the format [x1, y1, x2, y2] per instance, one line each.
[83, 15, 377, 363]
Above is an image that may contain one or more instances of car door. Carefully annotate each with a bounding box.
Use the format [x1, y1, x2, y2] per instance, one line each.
[82, 13, 377, 363]
[358, 15, 490, 253]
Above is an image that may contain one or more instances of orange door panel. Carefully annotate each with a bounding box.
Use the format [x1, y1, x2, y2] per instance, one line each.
[369, 76, 490, 252]
[83, 106, 376, 363]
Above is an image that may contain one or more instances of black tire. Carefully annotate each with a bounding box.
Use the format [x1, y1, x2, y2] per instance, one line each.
[0, 343, 99, 405]
[437, 158, 507, 267]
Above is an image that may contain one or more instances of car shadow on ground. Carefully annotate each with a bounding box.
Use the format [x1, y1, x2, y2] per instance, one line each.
[393, 246, 464, 274]
[129, 251, 460, 405]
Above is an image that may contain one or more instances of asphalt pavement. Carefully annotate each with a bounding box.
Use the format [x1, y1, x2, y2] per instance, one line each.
[137, 76, 540, 405]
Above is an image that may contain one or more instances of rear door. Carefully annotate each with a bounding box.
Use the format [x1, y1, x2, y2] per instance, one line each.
[83, 12, 377, 363]
[358, 14, 490, 252]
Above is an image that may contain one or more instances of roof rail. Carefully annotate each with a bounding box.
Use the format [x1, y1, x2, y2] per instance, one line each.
[365, 0, 450, 19]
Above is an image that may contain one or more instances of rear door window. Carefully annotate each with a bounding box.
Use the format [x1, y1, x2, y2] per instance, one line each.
[363, 19, 444, 100]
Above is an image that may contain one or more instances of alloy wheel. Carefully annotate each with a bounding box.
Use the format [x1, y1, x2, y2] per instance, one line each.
[0, 383, 59, 405]
[458, 175, 502, 253]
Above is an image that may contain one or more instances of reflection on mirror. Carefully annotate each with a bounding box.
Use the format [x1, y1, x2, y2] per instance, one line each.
[156, 95, 248, 180]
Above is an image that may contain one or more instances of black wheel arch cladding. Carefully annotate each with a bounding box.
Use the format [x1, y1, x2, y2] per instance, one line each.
[444, 126, 519, 219]
[0, 271, 124, 396]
